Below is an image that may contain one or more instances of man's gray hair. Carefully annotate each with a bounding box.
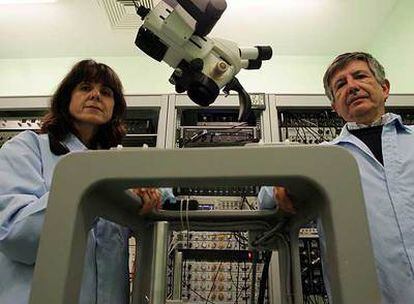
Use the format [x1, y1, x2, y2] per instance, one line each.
[323, 52, 387, 103]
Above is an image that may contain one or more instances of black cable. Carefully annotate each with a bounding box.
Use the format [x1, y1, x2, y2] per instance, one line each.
[228, 263, 245, 293]
[187, 286, 216, 304]
[204, 261, 222, 304]
[257, 251, 272, 304]
[302, 126, 321, 143]
[235, 259, 240, 304]
[231, 259, 255, 304]
[243, 261, 248, 304]
[250, 251, 258, 304]
[233, 232, 248, 248]
[243, 196, 256, 210]
[295, 125, 305, 142]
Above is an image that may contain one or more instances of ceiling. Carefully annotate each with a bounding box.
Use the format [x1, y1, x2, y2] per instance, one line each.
[0, 0, 399, 59]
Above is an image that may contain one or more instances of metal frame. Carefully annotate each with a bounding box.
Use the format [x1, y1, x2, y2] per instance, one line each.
[29, 145, 380, 304]
[0, 95, 170, 148]
[164, 93, 272, 148]
[273, 94, 414, 108]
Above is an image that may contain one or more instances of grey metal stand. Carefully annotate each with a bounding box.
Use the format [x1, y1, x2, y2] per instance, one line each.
[29, 145, 381, 304]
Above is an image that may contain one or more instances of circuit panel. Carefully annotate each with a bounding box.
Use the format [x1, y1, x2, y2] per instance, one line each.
[170, 107, 271, 303]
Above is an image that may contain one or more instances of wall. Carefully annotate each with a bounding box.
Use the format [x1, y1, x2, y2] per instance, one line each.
[0, 55, 332, 97]
[369, 0, 414, 94]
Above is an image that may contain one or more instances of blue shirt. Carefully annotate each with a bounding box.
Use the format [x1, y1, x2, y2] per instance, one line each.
[0, 130, 174, 304]
[258, 113, 414, 303]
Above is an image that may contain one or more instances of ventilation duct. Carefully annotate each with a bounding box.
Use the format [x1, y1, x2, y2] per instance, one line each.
[116, 0, 155, 8]
[99, 0, 157, 29]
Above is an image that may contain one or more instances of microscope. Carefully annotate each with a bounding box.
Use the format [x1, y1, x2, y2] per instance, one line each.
[134, 0, 273, 121]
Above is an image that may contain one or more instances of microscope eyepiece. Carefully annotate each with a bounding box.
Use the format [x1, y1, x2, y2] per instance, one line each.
[255, 46, 273, 61]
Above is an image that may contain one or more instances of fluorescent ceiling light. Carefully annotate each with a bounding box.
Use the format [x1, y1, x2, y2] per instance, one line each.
[0, 0, 57, 3]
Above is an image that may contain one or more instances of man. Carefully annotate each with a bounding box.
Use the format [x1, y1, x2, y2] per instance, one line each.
[259, 52, 414, 303]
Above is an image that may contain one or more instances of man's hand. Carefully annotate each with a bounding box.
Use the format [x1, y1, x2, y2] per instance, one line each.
[130, 188, 162, 215]
[273, 186, 296, 214]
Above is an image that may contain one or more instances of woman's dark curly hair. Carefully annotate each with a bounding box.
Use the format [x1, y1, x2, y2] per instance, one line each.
[40, 59, 127, 151]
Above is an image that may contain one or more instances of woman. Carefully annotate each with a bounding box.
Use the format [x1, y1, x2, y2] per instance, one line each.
[0, 59, 170, 303]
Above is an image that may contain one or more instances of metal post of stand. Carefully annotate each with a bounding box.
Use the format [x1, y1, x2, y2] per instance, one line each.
[132, 221, 170, 304]
[150, 221, 169, 304]
[172, 252, 183, 300]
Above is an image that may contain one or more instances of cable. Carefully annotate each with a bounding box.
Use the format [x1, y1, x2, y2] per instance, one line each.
[250, 250, 258, 304]
[299, 118, 318, 127]
[276, 233, 293, 304]
[182, 122, 249, 147]
[168, 233, 179, 256]
[227, 121, 249, 129]
[241, 195, 256, 210]
[257, 251, 272, 304]
[185, 196, 190, 230]
[178, 198, 190, 250]
[303, 126, 324, 142]
[235, 260, 240, 304]
[204, 262, 222, 304]
[187, 286, 216, 304]
[233, 232, 248, 248]
[239, 195, 245, 209]
[228, 262, 245, 293]
[185, 196, 191, 249]
[251, 220, 287, 248]
[253, 230, 293, 304]
[180, 199, 185, 232]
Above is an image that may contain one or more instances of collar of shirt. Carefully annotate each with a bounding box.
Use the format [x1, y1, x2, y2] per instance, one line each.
[61, 133, 88, 152]
[347, 113, 393, 130]
[332, 113, 412, 145]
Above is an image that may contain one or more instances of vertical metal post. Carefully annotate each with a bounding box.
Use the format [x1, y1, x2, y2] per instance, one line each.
[150, 221, 170, 304]
[172, 251, 183, 300]
[268, 251, 282, 304]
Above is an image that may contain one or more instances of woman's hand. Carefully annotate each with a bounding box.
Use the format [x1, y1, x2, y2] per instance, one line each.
[130, 188, 162, 215]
